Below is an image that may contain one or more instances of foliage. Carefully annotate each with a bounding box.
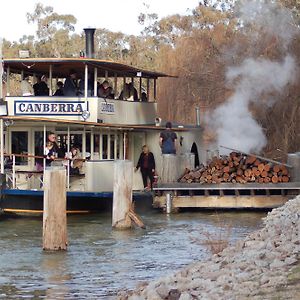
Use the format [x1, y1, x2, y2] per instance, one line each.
[2, 0, 300, 159]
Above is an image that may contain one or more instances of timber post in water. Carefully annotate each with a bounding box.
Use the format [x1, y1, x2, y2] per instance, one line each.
[43, 167, 67, 250]
[112, 160, 133, 229]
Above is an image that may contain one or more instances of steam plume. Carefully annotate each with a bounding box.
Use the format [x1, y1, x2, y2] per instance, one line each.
[209, 0, 297, 154]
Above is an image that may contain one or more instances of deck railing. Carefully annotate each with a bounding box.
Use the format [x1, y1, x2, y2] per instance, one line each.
[2, 153, 85, 190]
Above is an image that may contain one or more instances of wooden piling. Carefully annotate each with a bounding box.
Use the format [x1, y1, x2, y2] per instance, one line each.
[161, 154, 178, 183]
[166, 193, 172, 214]
[43, 167, 67, 251]
[112, 160, 133, 229]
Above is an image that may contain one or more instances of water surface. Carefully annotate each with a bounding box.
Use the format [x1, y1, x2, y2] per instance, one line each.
[0, 210, 266, 299]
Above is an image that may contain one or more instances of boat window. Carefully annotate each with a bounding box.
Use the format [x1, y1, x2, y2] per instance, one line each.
[102, 134, 108, 159]
[93, 134, 100, 159]
[110, 134, 115, 159]
[12, 131, 28, 165]
[85, 132, 91, 154]
[34, 131, 44, 165]
[116, 134, 121, 159]
[59, 134, 83, 153]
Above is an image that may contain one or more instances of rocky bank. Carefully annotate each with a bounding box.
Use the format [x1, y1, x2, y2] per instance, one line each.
[118, 196, 300, 300]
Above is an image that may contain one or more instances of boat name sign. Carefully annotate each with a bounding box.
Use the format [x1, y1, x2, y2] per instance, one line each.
[15, 100, 88, 116]
[99, 102, 115, 114]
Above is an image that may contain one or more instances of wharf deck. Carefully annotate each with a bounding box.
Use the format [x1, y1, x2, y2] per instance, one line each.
[153, 182, 300, 211]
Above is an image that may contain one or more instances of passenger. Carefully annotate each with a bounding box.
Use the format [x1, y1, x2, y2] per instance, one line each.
[54, 81, 64, 96]
[119, 82, 138, 101]
[78, 74, 94, 96]
[33, 76, 41, 95]
[141, 88, 147, 102]
[44, 141, 56, 166]
[21, 75, 34, 96]
[3, 150, 13, 170]
[35, 132, 62, 170]
[159, 121, 178, 154]
[65, 146, 82, 175]
[47, 132, 63, 158]
[63, 69, 78, 96]
[33, 75, 49, 96]
[135, 145, 156, 191]
[98, 80, 114, 99]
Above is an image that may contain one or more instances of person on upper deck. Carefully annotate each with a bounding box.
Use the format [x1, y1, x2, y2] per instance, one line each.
[63, 69, 78, 96]
[21, 75, 34, 96]
[54, 81, 64, 96]
[141, 87, 148, 102]
[159, 122, 178, 155]
[98, 80, 114, 99]
[33, 75, 49, 96]
[78, 74, 94, 96]
[119, 82, 138, 101]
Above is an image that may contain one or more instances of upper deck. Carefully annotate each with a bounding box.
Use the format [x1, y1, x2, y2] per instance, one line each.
[2, 58, 173, 125]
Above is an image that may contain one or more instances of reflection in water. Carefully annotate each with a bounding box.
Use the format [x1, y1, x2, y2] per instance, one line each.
[41, 252, 71, 299]
[0, 210, 266, 298]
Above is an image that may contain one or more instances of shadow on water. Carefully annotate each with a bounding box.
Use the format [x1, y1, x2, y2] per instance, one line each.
[0, 209, 267, 299]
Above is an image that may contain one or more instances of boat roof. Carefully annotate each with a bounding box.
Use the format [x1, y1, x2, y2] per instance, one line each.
[3, 58, 175, 79]
[0, 116, 195, 131]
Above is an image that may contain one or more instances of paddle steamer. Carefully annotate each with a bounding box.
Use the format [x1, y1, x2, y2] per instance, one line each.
[0, 29, 202, 213]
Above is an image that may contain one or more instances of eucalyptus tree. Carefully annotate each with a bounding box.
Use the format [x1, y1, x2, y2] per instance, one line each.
[26, 2, 81, 57]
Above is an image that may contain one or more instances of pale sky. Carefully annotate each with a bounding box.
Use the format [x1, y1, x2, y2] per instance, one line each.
[0, 0, 200, 41]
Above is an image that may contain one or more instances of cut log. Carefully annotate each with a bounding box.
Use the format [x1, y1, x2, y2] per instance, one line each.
[178, 151, 290, 184]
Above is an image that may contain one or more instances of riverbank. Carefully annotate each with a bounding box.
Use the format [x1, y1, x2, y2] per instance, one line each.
[119, 196, 300, 299]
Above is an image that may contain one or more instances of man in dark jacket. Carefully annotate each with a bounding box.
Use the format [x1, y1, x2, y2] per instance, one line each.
[63, 70, 78, 96]
[135, 145, 156, 190]
[159, 121, 177, 154]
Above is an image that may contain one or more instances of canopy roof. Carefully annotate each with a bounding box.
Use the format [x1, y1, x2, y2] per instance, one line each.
[3, 58, 174, 79]
[0, 115, 192, 131]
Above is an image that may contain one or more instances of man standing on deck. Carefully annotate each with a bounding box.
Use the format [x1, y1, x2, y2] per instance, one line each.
[159, 122, 178, 154]
[63, 70, 78, 96]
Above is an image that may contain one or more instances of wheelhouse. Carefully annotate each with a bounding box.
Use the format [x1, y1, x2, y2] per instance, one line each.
[3, 57, 171, 124]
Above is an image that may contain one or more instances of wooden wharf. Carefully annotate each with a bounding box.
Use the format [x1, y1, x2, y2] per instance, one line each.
[153, 182, 300, 212]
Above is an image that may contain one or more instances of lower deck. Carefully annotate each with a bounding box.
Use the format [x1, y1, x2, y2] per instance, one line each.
[153, 182, 300, 210]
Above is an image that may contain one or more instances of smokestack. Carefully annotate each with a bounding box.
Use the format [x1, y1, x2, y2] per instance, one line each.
[84, 28, 96, 58]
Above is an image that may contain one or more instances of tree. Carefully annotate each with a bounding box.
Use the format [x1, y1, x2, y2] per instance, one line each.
[26, 3, 78, 57]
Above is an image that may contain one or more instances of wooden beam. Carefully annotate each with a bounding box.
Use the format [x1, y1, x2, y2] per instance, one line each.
[154, 195, 288, 209]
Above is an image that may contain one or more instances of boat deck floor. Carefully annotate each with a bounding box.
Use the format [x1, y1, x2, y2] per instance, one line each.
[154, 182, 300, 191]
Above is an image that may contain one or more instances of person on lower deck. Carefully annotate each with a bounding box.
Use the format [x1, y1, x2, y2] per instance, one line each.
[65, 147, 83, 175]
[135, 145, 156, 190]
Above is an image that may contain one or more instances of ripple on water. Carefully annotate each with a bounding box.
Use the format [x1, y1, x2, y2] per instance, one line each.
[0, 210, 266, 298]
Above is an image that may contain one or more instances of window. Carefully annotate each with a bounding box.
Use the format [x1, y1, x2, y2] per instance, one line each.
[12, 131, 28, 165]
[102, 134, 108, 159]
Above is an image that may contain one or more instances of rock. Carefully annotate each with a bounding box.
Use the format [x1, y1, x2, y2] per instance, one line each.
[178, 292, 192, 300]
[284, 256, 298, 266]
[270, 259, 286, 269]
[167, 289, 181, 300]
[260, 274, 270, 284]
[156, 283, 170, 299]
[120, 196, 300, 300]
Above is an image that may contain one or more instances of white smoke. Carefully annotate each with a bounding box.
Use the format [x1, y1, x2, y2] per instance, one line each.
[238, 0, 297, 48]
[209, 0, 297, 155]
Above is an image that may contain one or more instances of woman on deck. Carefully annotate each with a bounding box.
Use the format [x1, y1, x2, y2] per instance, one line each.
[135, 145, 156, 191]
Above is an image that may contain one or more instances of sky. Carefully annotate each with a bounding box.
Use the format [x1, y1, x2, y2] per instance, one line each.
[0, 0, 200, 42]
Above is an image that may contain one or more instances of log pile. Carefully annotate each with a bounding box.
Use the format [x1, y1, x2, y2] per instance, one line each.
[179, 152, 290, 184]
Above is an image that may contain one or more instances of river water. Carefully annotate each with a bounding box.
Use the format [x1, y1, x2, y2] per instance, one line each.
[0, 210, 266, 299]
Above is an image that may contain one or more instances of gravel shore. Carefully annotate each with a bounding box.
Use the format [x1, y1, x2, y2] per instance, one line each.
[118, 196, 300, 300]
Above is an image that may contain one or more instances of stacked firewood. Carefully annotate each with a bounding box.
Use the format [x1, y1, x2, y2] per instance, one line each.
[179, 152, 290, 184]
